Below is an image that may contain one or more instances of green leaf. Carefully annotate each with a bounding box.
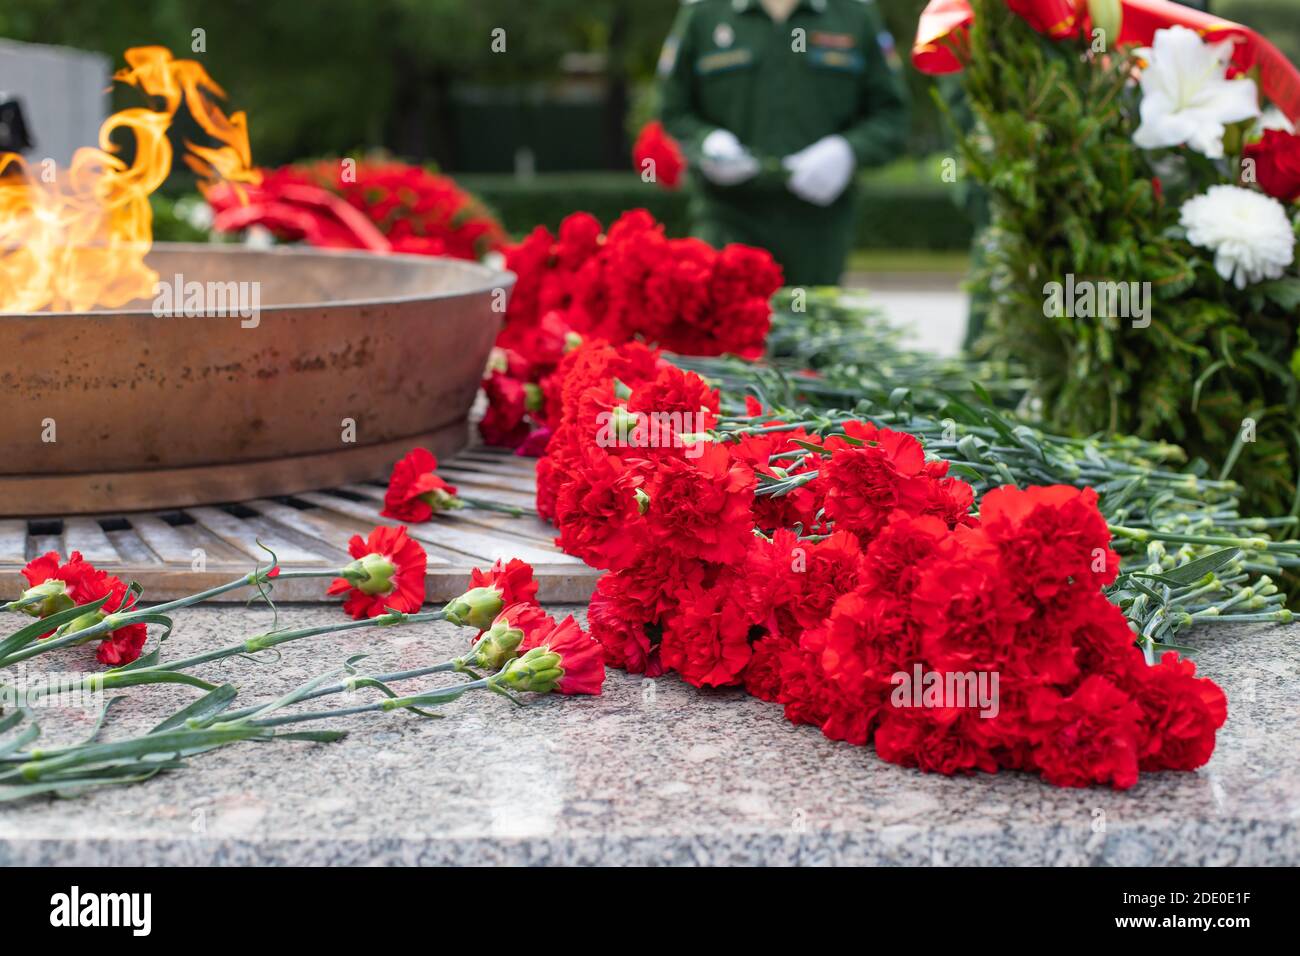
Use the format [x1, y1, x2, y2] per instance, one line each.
[789, 438, 833, 456]
[1120, 577, 1165, 602]
[11, 726, 266, 782]
[1258, 277, 1300, 311]
[0, 594, 112, 661]
[97, 670, 219, 693]
[0, 722, 39, 757]
[1190, 359, 1225, 414]
[1159, 548, 1242, 586]
[150, 684, 239, 734]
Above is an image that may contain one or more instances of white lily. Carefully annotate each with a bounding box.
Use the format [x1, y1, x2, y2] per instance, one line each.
[1132, 25, 1260, 159]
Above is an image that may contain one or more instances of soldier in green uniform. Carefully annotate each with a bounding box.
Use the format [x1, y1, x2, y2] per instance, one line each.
[658, 0, 908, 285]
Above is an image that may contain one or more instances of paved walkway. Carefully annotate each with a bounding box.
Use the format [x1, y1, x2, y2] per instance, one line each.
[843, 271, 970, 358]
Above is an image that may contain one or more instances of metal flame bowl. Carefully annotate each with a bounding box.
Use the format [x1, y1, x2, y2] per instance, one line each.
[0, 243, 512, 516]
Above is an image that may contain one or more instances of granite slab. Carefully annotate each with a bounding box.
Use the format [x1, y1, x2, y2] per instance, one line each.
[1, 605, 1297, 866]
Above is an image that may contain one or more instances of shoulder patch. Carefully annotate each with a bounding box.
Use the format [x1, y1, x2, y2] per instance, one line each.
[657, 35, 680, 76]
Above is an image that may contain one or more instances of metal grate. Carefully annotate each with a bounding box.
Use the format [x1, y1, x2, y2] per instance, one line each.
[0, 448, 594, 602]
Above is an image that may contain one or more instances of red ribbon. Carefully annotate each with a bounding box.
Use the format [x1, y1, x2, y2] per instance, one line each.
[209, 181, 392, 253]
[913, 0, 1300, 123]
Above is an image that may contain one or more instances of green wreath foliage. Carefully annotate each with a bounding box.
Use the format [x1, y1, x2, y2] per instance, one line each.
[955, 0, 1300, 515]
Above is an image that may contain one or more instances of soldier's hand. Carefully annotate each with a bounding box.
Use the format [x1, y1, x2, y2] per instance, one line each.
[698, 128, 760, 187]
[782, 135, 856, 207]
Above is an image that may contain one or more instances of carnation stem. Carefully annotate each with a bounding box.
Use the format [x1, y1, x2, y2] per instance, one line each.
[140, 609, 448, 675]
[457, 495, 533, 518]
[215, 657, 466, 723]
[0, 566, 347, 669]
[1108, 525, 1284, 552]
[230, 677, 491, 729]
[9, 609, 453, 703]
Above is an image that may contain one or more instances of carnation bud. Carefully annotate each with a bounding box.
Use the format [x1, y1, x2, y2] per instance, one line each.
[633, 488, 651, 515]
[612, 378, 632, 400]
[468, 617, 526, 670]
[523, 383, 544, 413]
[15, 579, 75, 618]
[420, 487, 465, 513]
[62, 609, 107, 640]
[341, 552, 397, 596]
[563, 331, 583, 352]
[610, 404, 640, 441]
[495, 646, 563, 694]
[443, 586, 504, 630]
[486, 348, 509, 374]
[1087, 0, 1122, 43]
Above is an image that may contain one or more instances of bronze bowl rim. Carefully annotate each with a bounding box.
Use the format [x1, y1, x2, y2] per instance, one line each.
[0, 241, 517, 319]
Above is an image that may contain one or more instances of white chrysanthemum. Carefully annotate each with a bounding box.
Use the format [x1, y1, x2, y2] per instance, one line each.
[1179, 185, 1296, 289]
[1133, 26, 1260, 158]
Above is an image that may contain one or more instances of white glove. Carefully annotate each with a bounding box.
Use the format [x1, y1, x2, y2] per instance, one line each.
[782, 135, 856, 207]
[698, 128, 760, 186]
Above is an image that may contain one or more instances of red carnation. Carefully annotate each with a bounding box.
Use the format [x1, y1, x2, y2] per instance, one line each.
[468, 602, 557, 671]
[743, 634, 795, 702]
[818, 588, 918, 698]
[636, 443, 756, 564]
[209, 158, 505, 260]
[586, 552, 704, 675]
[1028, 676, 1142, 789]
[326, 526, 428, 619]
[978, 485, 1118, 606]
[632, 121, 686, 190]
[479, 372, 533, 449]
[778, 623, 880, 745]
[626, 364, 720, 435]
[1132, 652, 1227, 772]
[468, 557, 540, 611]
[874, 707, 999, 776]
[1244, 129, 1300, 203]
[859, 512, 952, 597]
[381, 448, 461, 522]
[661, 578, 755, 688]
[732, 429, 827, 532]
[19, 551, 147, 666]
[516, 615, 606, 695]
[822, 425, 930, 541]
[553, 443, 644, 571]
[912, 545, 1034, 676]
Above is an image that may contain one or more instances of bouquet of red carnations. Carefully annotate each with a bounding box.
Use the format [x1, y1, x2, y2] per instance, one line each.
[537, 337, 1228, 789]
[480, 209, 782, 452]
[207, 158, 506, 261]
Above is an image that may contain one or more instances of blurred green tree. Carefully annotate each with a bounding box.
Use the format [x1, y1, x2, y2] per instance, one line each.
[0, 0, 676, 171]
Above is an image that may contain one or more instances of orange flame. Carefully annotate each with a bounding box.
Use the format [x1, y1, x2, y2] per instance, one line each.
[0, 46, 260, 313]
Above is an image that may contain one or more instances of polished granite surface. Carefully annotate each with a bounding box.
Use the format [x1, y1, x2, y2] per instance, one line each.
[2, 605, 1297, 865]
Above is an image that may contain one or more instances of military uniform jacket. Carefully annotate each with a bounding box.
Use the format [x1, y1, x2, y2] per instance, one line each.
[658, 0, 908, 284]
